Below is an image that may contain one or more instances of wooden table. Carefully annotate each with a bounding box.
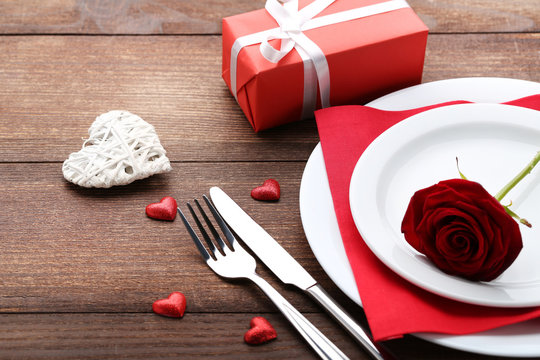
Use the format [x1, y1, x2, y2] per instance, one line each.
[0, 1, 538, 359]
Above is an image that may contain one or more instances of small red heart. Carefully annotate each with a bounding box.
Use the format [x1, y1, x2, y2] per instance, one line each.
[152, 291, 186, 318]
[251, 179, 280, 201]
[244, 316, 277, 345]
[146, 196, 177, 221]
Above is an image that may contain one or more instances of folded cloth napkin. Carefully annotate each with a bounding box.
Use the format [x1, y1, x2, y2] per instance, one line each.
[315, 95, 540, 341]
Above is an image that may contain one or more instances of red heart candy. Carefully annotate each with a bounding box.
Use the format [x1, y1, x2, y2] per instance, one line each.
[152, 291, 186, 318]
[244, 316, 277, 345]
[146, 196, 177, 221]
[251, 179, 280, 201]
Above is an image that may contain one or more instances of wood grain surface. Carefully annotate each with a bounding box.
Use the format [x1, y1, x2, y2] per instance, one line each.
[0, 0, 537, 34]
[0, 0, 539, 359]
[0, 34, 538, 163]
[0, 313, 509, 360]
[0, 162, 339, 313]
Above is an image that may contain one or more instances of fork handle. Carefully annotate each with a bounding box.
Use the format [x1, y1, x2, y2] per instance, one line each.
[306, 284, 394, 360]
[248, 273, 349, 360]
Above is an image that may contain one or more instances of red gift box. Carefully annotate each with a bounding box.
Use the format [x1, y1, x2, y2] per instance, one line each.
[222, 0, 428, 132]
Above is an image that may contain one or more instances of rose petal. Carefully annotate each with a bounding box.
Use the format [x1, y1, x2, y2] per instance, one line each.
[401, 178, 523, 282]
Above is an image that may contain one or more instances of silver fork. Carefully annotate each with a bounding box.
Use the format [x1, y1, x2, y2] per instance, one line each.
[178, 195, 349, 360]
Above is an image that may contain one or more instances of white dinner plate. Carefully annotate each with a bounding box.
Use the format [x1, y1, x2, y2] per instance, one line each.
[349, 103, 540, 307]
[299, 77, 540, 357]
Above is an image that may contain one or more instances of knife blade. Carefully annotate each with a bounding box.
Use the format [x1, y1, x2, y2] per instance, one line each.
[209, 186, 392, 360]
[209, 186, 316, 290]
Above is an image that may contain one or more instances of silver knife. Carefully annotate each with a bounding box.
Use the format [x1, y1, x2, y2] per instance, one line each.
[210, 186, 392, 360]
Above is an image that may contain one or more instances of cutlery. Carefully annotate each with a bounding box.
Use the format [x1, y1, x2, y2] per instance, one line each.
[210, 186, 392, 360]
[178, 195, 349, 360]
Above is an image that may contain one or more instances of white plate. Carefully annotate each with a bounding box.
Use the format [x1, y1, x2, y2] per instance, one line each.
[299, 77, 540, 357]
[350, 103, 540, 307]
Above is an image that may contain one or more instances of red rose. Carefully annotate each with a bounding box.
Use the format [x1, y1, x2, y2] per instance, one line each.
[401, 179, 522, 282]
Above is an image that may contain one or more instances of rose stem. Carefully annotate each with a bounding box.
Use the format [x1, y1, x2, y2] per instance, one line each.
[495, 151, 540, 202]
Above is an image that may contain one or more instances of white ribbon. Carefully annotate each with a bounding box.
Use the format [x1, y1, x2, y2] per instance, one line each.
[230, 0, 410, 119]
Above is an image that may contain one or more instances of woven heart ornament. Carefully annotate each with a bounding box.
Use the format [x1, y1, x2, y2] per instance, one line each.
[62, 111, 172, 188]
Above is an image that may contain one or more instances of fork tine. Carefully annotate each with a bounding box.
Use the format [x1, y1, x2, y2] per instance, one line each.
[203, 195, 237, 249]
[177, 207, 211, 261]
[194, 199, 228, 252]
[186, 202, 218, 257]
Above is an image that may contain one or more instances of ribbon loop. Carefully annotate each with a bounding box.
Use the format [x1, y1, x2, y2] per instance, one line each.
[263, 0, 334, 110]
[260, 36, 296, 63]
[265, 0, 299, 28]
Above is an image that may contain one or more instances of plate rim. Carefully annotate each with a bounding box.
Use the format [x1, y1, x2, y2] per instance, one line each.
[349, 102, 540, 307]
[299, 76, 540, 357]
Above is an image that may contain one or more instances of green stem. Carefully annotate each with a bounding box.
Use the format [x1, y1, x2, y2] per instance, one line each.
[495, 151, 540, 202]
[504, 204, 532, 228]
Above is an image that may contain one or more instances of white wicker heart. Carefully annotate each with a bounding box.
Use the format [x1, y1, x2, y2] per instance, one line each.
[62, 111, 172, 188]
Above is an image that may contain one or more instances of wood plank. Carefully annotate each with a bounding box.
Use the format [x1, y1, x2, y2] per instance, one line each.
[414, 0, 539, 33]
[0, 34, 538, 163]
[0, 0, 537, 34]
[0, 162, 359, 313]
[0, 34, 319, 163]
[424, 33, 540, 81]
[0, 312, 518, 360]
[0, 313, 368, 359]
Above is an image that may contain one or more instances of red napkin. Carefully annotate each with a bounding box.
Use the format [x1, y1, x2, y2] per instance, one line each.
[315, 95, 540, 341]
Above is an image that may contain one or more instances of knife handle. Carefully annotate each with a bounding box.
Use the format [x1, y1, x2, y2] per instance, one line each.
[248, 273, 349, 360]
[306, 284, 394, 360]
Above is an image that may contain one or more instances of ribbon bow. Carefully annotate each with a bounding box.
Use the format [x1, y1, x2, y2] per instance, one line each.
[229, 0, 410, 119]
[259, 0, 333, 109]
